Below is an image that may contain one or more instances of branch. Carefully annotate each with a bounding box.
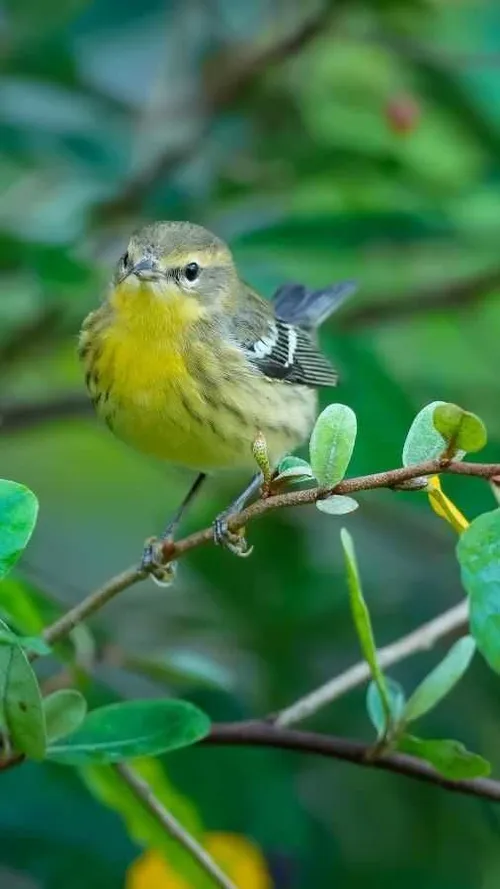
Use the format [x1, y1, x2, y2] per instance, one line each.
[97, 5, 335, 220]
[38, 459, 499, 648]
[276, 600, 469, 727]
[339, 265, 500, 330]
[115, 764, 237, 889]
[204, 722, 500, 802]
[0, 393, 92, 434]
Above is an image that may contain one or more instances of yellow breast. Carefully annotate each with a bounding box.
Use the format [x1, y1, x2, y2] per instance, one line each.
[80, 280, 316, 471]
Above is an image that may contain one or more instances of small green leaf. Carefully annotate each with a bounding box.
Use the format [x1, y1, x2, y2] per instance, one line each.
[433, 403, 487, 455]
[0, 641, 46, 759]
[46, 699, 211, 765]
[402, 401, 465, 467]
[0, 628, 51, 656]
[398, 735, 491, 779]
[340, 529, 390, 725]
[403, 636, 476, 724]
[309, 404, 357, 487]
[275, 456, 315, 484]
[457, 508, 500, 673]
[367, 678, 406, 736]
[316, 495, 359, 515]
[0, 481, 38, 579]
[43, 690, 88, 743]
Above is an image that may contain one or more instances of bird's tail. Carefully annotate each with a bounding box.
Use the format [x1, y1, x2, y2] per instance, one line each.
[272, 280, 356, 330]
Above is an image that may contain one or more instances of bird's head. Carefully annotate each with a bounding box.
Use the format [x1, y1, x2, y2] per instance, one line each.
[112, 221, 238, 310]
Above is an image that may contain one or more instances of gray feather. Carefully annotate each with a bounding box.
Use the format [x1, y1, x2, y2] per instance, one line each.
[272, 280, 356, 330]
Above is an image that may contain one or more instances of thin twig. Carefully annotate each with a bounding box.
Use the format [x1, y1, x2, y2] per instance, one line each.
[203, 722, 500, 802]
[115, 763, 237, 889]
[276, 601, 469, 727]
[42, 567, 144, 646]
[38, 460, 499, 647]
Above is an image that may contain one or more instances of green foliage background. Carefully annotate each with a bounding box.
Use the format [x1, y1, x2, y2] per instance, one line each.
[1, 0, 500, 886]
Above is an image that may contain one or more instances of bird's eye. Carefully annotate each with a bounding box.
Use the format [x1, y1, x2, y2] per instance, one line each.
[122, 251, 130, 268]
[184, 262, 200, 282]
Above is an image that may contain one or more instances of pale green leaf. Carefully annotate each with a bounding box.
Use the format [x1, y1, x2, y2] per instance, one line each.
[403, 636, 476, 723]
[43, 689, 88, 743]
[309, 404, 357, 487]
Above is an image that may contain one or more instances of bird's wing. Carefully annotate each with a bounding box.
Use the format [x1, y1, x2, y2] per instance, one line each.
[230, 282, 345, 388]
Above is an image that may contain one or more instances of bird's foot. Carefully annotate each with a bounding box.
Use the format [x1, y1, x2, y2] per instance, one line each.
[213, 514, 253, 558]
[141, 536, 177, 587]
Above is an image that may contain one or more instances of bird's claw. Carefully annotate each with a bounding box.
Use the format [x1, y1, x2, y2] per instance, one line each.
[213, 516, 253, 558]
[141, 536, 177, 587]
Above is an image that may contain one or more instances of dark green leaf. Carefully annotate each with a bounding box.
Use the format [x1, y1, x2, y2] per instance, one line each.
[340, 529, 390, 725]
[316, 495, 359, 515]
[433, 403, 487, 454]
[0, 480, 38, 579]
[309, 404, 357, 487]
[403, 636, 476, 723]
[457, 508, 500, 673]
[47, 699, 211, 765]
[398, 735, 491, 779]
[402, 401, 465, 466]
[367, 678, 406, 736]
[0, 641, 46, 759]
[44, 690, 88, 743]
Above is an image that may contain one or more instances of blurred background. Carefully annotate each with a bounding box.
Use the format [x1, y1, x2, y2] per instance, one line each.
[1, 0, 500, 886]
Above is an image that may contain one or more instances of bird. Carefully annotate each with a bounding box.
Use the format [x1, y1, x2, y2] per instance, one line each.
[79, 220, 356, 575]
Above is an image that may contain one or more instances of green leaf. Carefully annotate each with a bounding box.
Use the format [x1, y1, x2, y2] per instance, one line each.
[0, 481, 38, 579]
[316, 495, 359, 515]
[457, 508, 500, 673]
[43, 690, 88, 743]
[402, 401, 465, 466]
[275, 456, 315, 484]
[367, 678, 406, 736]
[47, 699, 211, 765]
[403, 636, 476, 723]
[0, 627, 51, 656]
[128, 649, 234, 692]
[0, 641, 46, 759]
[398, 735, 491, 780]
[340, 528, 390, 725]
[309, 404, 357, 487]
[433, 403, 487, 454]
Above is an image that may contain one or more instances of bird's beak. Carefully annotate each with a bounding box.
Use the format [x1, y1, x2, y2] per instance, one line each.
[130, 257, 161, 281]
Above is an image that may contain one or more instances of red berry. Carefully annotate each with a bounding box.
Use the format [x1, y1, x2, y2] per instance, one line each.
[385, 94, 420, 135]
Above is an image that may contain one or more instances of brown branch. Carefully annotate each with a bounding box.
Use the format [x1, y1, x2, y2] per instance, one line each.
[203, 722, 500, 802]
[339, 265, 500, 330]
[36, 459, 500, 649]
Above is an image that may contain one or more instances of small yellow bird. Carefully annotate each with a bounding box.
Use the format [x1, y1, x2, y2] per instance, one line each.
[79, 221, 355, 569]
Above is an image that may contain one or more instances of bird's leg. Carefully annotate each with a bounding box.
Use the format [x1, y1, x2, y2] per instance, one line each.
[213, 472, 263, 557]
[141, 472, 207, 582]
